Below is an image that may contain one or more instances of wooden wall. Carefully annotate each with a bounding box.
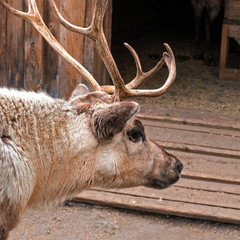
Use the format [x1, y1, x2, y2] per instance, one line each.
[219, 0, 240, 81]
[0, 0, 112, 99]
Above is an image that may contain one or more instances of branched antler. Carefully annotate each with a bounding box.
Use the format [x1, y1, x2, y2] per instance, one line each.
[0, 0, 176, 102]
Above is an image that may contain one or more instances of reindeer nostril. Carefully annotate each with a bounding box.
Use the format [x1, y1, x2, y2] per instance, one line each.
[176, 162, 183, 174]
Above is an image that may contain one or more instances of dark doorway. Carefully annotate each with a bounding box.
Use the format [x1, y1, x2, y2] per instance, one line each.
[110, 0, 240, 116]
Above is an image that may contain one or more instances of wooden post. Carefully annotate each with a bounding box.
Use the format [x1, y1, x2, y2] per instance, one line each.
[83, 0, 112, 87]
[57, 0, 86, 99]
[24, 0, 44, 92]
[43, 0, 86, 99]
[0, 2, 7, 86]
[219, 24, 229, 69]
[83, 0, 94, 88]
[6, 0, 25, 88]
[43, 0, 61, 97]
[94, 0, 112, 85]
[219, 0, 240, 81]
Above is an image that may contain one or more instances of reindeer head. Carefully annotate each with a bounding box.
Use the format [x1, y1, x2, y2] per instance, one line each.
[0, 0, 183, 190]
[67, 85, 183, 190]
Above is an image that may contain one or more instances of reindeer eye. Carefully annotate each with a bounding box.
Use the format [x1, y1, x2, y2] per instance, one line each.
[127, 128, 144, 143]
[126, 119, 146, 143]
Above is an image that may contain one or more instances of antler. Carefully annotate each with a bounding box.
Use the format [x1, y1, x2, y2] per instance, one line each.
[49, 0, 176, 101]
[0, 0, 176, 102]
[102, 43, 176, 98]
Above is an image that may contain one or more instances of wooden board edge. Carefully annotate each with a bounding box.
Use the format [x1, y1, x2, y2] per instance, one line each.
[156, 140, 240, 160]
[89, 187, 240, 210]
[137, 108, 240, 131]
[73, 190, 240, 225]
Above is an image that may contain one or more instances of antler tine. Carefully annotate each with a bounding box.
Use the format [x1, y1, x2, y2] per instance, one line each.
[124, 43, 165, 89]
[0, 0, 102, 92]
[124, 43, 144, 89]
[126, 43, 176, 98]
[48, 0, 91, 37]
[49, 0, 107, 39]
[0, 0, 32, 18]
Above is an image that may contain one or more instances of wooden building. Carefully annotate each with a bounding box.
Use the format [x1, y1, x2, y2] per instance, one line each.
[1, 0, 239, 99]
[220, 0, 240, 81]
[0, 0, 203, 98]
[0, 0, 112, 99]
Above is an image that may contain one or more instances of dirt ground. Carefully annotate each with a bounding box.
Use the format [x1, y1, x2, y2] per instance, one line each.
[8, 20, 240, 240]
[9, 202, 240, 240]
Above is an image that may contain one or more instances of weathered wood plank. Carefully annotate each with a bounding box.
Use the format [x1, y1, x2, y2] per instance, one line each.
[140, 111, 240, 183]
[83, 0, 112, 86]
[103, 0, 112, 85]
[225, 0, 240, 20]
[138, 106, 240, 129]
[219, 67, 240, 82]
[43, 0, 86, 99]
[140, 117, 240, 137]
[220, 24, 229, 70]
[167, 150, 240, 184]
[0, 3, 7, 86]
[174, 149, 240, 165]
[228, 25, 240, 45]
[94, 185, 240, 210]
[57, 0, 86, 99]
[157, 140, 240, 160]
[144, 124, 240, 152]
[220, 4, 240, 82]
[177, 178, 240, 195]
[6, 0, 25, 88]
[93, 0, 112, 85]
[75, 190, 240, 224]
[44, 0, 61, 98]
[24, 0, 43, 91]
[138, 111, 240, 161]
[83, 0, 94, 87]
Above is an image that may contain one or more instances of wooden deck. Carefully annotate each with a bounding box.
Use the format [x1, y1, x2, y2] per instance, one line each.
[74, 106, 240, 224]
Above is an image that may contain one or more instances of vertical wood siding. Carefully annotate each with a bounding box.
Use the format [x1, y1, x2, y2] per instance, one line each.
[0, 0, 112, 99]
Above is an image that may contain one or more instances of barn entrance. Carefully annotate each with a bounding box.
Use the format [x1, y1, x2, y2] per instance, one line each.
[110, 0, 239, 116]
[77, 0, 240, 224]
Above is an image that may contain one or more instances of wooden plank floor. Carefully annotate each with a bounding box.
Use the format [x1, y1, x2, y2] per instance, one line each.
[75, 107, 240, 224]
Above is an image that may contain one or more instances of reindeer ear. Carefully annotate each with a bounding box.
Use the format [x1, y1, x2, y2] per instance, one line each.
[91, 102, 139, 140]
[69, 84, 89, 101]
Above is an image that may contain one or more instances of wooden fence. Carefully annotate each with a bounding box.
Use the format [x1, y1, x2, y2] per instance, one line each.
[0, 0, 112, 99]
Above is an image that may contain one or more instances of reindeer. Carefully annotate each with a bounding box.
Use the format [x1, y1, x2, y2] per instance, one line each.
[0, 0, 183, 239]
[191, 0, 224, 66]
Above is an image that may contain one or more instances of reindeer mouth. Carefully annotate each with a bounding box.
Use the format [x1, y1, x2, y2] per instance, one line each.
[151, 176, 180, 189]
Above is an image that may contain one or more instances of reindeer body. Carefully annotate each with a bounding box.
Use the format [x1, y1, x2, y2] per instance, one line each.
[0, 88, 182, 239]
[0, 91, 75, 204]
[0, 89, 96, 238]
